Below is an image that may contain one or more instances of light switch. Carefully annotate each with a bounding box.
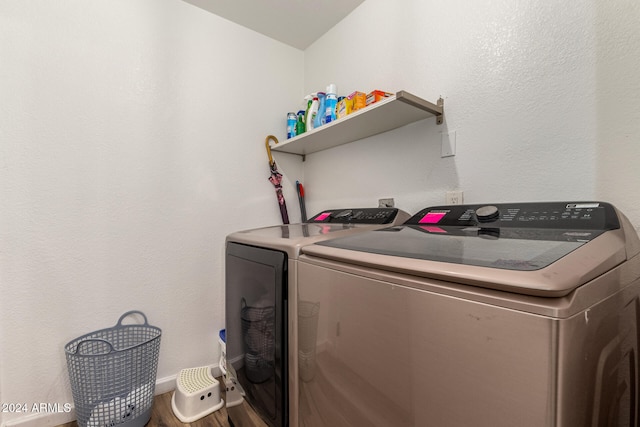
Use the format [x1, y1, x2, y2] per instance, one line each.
[441, 130, 456, 157]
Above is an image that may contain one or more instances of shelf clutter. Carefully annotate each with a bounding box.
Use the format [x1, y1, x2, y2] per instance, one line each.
[273, 90, 444, 157]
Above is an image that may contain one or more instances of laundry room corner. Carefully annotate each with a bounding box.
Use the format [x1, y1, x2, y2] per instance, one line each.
[2, 0, 640, 425]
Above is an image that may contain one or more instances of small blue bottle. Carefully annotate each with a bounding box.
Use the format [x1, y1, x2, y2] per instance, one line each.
[287, 112, 297, 139]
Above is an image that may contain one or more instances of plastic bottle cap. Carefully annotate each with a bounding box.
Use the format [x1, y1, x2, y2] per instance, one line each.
[327, 84, 336, 94]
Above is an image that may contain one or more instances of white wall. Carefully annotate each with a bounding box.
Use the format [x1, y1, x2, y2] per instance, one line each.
[0, 1, 303, 425]
[594, 0, 640, 227]
[303, 0, 640, 231]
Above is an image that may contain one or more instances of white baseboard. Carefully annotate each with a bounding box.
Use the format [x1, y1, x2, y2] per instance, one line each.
[1, 364, 222, 427]
[1, 409, 77, 427]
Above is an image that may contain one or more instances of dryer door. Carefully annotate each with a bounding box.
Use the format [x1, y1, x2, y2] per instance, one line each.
[226, 242, 288, 427]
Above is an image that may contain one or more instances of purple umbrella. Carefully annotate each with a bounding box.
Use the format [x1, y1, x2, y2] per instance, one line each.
[265, 135, 290, 224]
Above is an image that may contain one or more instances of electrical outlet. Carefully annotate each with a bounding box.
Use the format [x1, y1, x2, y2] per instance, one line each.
[378, 198, 395, 208]
[446, 191, 464, 205]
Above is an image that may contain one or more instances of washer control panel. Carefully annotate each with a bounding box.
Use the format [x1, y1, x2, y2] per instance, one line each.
[406, 202, 620, 230]
[308, 208, 400, 224]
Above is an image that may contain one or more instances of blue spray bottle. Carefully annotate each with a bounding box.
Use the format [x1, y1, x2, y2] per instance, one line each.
[313, 92, 326, 129]
[324, 84, 338, 124]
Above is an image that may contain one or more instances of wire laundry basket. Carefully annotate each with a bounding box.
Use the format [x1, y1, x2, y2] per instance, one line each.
[64, 311, 162, 427]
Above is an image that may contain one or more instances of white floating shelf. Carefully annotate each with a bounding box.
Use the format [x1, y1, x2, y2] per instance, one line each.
[270, 91, 444, 157]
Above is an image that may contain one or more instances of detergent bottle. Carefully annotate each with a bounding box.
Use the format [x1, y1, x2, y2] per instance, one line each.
[307, 94, 319, 131]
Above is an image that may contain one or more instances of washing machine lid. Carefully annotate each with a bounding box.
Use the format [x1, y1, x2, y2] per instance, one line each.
[315, 225, 601, 270]
[306, 202, 630, 296]
[226, 208, 410, 258]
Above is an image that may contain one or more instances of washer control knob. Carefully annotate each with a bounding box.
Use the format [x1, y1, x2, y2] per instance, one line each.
[475, 205, 500, 223]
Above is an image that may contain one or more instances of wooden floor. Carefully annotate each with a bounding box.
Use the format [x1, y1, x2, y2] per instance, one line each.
[56, 389, 267, 427]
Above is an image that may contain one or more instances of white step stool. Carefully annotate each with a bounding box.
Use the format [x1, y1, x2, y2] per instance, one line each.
[171, 366, 224, 422]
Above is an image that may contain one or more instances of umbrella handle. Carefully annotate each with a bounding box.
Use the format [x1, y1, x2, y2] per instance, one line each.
[265, 135, 278, 167]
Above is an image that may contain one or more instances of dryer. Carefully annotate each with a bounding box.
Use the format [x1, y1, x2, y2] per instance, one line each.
[298, 201, 640, 427]
[224, 207, 410, 427]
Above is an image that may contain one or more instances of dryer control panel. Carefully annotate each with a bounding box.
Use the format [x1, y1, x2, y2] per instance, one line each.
[406, 201, 620, 230]
[308, 208, 400, 224]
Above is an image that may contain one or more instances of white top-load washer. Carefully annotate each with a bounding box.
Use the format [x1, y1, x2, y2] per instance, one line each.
[224, 207, 410, 427]
[298, 201, 640, 427]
